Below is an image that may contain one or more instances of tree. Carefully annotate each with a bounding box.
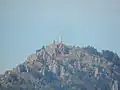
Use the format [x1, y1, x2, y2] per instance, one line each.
[83, 46, 100, 56]
[102, 50, 120, 66]
[0, 83, 2, 90]
[102, 50, 119, 61]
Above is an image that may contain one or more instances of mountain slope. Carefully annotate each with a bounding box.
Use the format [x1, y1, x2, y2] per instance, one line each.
[0, 42, 120, 90]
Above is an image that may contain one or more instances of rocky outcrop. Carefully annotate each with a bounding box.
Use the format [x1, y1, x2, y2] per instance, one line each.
[0, 42, 120, 90]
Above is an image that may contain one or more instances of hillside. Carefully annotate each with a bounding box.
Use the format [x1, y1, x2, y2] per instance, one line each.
[0, 41, 120, 90]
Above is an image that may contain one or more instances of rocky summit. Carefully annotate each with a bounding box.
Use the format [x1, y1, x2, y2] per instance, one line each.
[0, 40, 120, 90]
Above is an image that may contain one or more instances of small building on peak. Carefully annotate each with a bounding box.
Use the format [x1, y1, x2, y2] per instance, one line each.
[57, 36, 63, 48]
[52, 40, 56, 44]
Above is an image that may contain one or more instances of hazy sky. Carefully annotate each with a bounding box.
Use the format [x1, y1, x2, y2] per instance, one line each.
[0, 0, 120, 73]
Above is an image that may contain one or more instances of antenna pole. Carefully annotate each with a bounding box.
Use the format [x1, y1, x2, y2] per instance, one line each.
[59, 36, 62, 43]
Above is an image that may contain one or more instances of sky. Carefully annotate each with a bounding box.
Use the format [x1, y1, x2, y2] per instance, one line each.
[0, 0, 120, 74]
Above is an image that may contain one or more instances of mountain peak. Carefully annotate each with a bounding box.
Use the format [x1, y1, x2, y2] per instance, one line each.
[0, 42, 120, 90]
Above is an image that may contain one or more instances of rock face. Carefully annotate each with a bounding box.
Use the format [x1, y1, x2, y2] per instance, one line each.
[0, 42, 120, 90]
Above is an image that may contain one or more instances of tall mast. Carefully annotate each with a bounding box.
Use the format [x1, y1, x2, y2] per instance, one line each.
[59, 36, 62, 43]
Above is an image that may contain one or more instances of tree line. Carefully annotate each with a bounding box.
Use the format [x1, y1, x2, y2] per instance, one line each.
[83, 45, 120, 66]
